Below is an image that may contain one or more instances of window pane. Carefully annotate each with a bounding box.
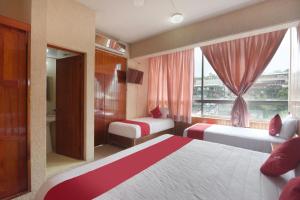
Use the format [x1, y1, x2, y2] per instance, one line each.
[192, 101, 202, 115]
[203, 102, 233, 118]
[248, 101, 288, 120]
[245, 29, 290, 120]
[202, 54, 234, 118]
[193, 47, 235, 118]
[193, 47, 202, 101]
[193, 85, 202, 101]
[203, 57, 235, 100]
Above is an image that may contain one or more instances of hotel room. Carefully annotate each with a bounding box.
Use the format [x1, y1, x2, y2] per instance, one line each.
[0, 0, 300, 199]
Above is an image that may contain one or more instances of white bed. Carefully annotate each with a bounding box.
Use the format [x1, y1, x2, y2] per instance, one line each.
[183, 124, 286, 153]
[37, 134, 295, 200]
[108, 117, 175, 139]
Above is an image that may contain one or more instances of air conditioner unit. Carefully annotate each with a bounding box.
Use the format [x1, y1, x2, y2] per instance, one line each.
[95, 34, 126, 55]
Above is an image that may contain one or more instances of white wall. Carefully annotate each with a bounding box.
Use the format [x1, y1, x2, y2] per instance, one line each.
[0, 0, 31, 23]
[130, 0, 300, 58]
[23, 0, 47, 199]
[46, 0, 96, 161]
[14, 0, 95, 199]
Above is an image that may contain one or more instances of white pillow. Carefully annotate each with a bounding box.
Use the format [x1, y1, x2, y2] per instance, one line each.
[279, 116, 298, 139]
[159, 107, 169, 118]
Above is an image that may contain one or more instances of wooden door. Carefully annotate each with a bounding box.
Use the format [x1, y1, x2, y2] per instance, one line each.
[94, 50, 126, 146]
[56, 55, 84, 159]
[0, 24, 28, 198]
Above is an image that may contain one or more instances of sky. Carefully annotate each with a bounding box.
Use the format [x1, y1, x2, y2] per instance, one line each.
[194, 28, 294, 78]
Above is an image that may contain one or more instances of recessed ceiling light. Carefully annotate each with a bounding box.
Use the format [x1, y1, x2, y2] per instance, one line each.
[134, 0, 144, 7]
[170, 13, 184, 24]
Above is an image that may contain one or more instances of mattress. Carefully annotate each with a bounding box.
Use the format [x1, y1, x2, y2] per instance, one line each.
[108, 117, 175, 138]
[183, 124, 286, 153]
[37, 134, 294, 200]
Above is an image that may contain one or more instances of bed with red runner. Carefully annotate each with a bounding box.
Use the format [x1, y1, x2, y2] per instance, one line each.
[185, 123, 212, 140]
[118, 120, 150, 136]
[36, 134, 293, 200]
[108, 117, 175, 147]
[183, 123, 286, 153]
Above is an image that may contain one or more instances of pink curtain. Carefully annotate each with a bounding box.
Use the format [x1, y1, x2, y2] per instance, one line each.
[148, 49, 194, 123]
[201, 29, 287, 127]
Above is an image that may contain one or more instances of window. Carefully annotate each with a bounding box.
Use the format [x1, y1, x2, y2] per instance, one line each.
[192, 49, 234, 118]
[193, 29, 291, 120]
[244, 29, 290, 120]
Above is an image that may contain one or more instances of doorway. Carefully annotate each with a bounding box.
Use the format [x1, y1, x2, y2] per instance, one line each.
[46, 45, 84, 176]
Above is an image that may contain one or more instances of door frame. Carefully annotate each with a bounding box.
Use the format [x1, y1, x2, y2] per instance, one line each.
[47, 44, 85, 160]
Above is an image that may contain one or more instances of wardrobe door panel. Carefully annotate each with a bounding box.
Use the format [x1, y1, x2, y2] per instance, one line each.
[94, 49, 126, 145]
[0, 24, 28, 199]
[116, 57, 126, 120]
[94, 73, 106, 145]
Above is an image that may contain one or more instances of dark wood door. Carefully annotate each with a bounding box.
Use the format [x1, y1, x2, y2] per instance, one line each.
[56, 55, 84, 159]
[94, 50, 127, 146]
[0, 24, 28, 198]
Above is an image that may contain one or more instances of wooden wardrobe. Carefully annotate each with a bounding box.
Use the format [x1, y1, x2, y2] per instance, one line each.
[0, 16, 29, 199]
[94, 50, 126, 146]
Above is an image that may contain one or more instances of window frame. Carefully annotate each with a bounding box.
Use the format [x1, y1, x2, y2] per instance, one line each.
[192, 29, 291, 121]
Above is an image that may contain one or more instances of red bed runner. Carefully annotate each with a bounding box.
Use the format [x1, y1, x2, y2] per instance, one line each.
[120, 120, 150, 136]
[45, 136, 192, 200]
[187, 123, 212, 140]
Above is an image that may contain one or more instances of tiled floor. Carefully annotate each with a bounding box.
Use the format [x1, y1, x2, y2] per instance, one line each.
[46, 144, 124, 177]
[46, 153, 85, 177]
[94, 144, 124, 160]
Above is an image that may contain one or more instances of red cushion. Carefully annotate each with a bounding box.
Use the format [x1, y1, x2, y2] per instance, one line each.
[261, 137, 300, 176]
[279, 177, 300, 200]
[269, 114, 282, 136]
[150, 106, 162, 118]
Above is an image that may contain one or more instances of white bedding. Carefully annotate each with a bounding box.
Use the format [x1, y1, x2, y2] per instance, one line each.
[183, 124, 286, 153]
[108, 117, 175, 138]
[37, 134, 294, 200]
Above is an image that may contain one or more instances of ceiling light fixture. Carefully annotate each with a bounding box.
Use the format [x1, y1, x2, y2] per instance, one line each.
[169, 0, 183, 24]
[170, 13, 184, 24]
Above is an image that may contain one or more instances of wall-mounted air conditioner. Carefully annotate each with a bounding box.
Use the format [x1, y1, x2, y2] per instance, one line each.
[95, 34, 127, 55]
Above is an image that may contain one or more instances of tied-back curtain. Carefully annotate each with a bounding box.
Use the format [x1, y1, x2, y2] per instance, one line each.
[289, 25, 300, 117]
[201, 29, 287, 127]
[148, 49, 194, 123]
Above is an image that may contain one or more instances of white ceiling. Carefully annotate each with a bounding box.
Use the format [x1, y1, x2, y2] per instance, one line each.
[77, 0, 263, 43]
